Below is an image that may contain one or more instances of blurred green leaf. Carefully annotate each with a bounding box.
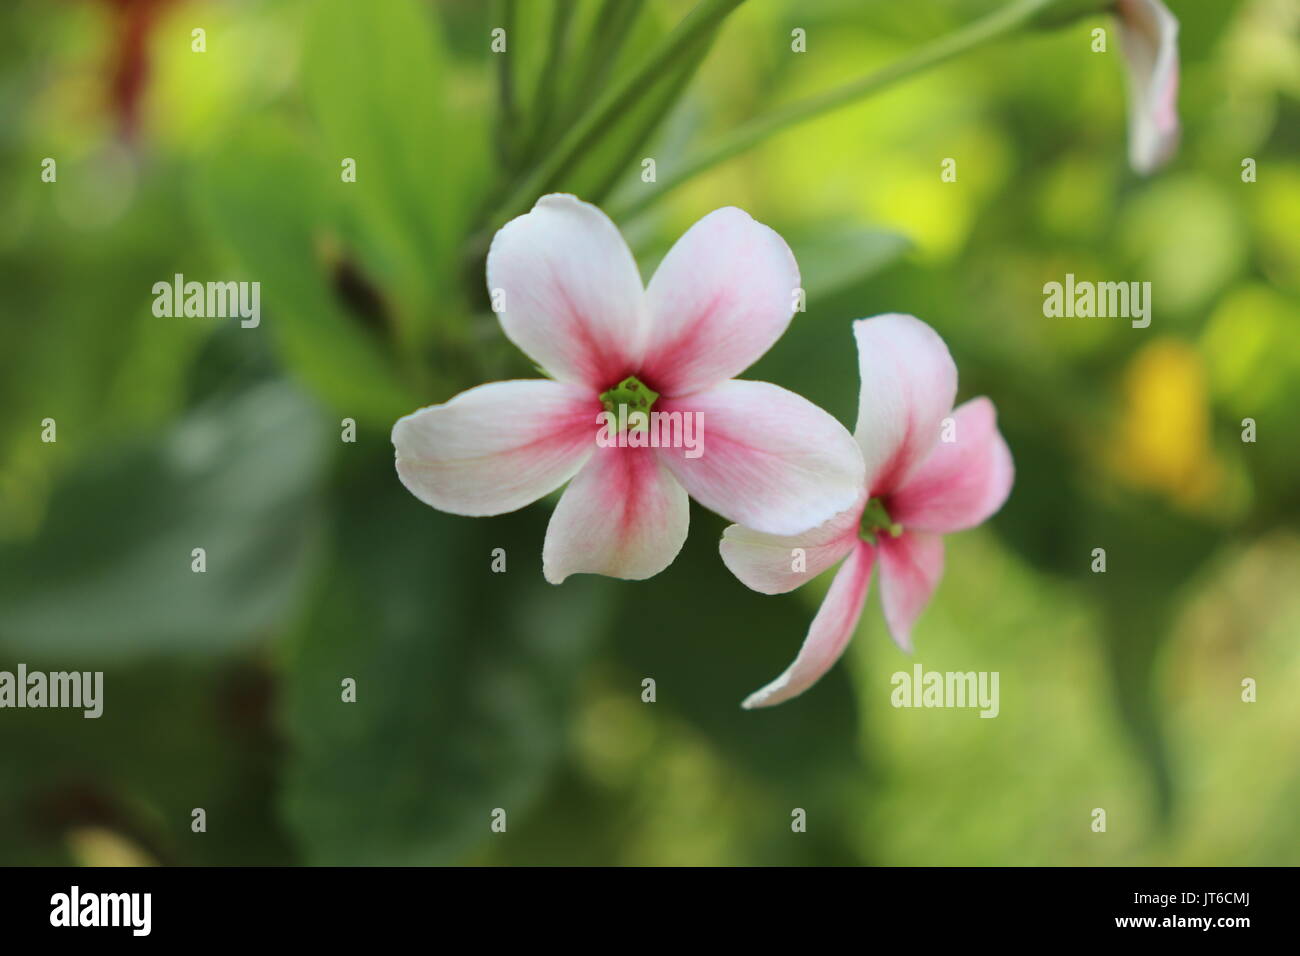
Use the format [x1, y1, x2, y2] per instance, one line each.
[1081, 496, 1223, 826]
[490, 0, 744, 224]
[197, 121, 417, 420]
[551, 0, 647, 152]
[303, 0, 475, 331]
[570, 25, 716, 204]
[611, 507, 866, 865]
[0, 380, 327, 659]
[790, 225, 913, 302]
[279, 452, 615, 864]
[0, 659, 294, 866]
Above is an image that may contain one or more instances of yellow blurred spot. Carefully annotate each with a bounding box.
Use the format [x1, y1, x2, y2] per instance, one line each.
[65, 827, 158, 867]
[1110, 339, 1222, 511]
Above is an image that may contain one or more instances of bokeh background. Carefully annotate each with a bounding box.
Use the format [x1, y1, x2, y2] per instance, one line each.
[1, 0, 1298, 866]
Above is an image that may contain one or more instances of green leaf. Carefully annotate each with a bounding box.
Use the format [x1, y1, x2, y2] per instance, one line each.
[571, 24, 716, 205]
[0, 659, 297, 866]
[279, 452, 615, 864]
[0, 380, 328, 659]
[1082, 497, 1222, 826]
[303, 0, 475, 330]
[610, 508, 865, 865]
[196, 121, 417, 421]
[790, 226, 912, 302]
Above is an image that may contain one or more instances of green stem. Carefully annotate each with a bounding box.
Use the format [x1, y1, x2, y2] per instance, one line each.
[588, 29, 716, 206]
[552, 0, 645, 146]
[611, 0, 1055, 222]
[488, 0, 747, 227]
[493, 0, 519, 167]
[516, 0, 576, 168]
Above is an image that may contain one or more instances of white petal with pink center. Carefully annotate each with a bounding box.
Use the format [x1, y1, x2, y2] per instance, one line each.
[741, 541, 874, 710]
[657, 380, 865, 537]
[640, 207, 801, 397]
[851, 314, 957, 495]
[486, 194, 648, 388]
[876, 531, 945, 652]
[719, 498, 863, 595]
[392, 379, 599, 516]
[543, 444, 689, 584]
[888, 397, 1014, 534]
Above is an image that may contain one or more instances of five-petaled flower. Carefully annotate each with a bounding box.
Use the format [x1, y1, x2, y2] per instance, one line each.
[720, 314, 1014, 709]
[392, 194, 864, 584]
[1116, 0, 1180, 174]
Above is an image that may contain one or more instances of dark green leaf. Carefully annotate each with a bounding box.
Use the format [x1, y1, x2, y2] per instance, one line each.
[279, 451, 615, 864]
[0, 381, 327, 659]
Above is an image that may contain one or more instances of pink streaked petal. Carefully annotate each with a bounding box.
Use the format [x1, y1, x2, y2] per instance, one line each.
[851, 314, 958, 496]
[486, 193, 648, 388]
[1117, 0, 1180, 174]
[889, 397, 1014, 534]
[657, 380, 866, 536]
[542, 444, 689, 584]
[719, 498, 864, 595]
[741, 541, 874, 709]
[639, 207, 800, 397]
[877, 531, 945, 652]
[393, 380, 598, 516]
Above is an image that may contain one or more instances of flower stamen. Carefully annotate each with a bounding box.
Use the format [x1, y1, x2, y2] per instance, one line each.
[859, 496, 902, 544]
[599, 376, 659, 432]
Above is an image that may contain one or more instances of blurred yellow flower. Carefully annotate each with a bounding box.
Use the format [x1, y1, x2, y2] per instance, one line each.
[1110, 338, 1223, 510]
[65, 827, 158, 868]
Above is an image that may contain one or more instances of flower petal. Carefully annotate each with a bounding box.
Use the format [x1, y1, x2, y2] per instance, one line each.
[639, 207, 800, 397]
[393, 380, 598, 516]
[888, 397, 1014, 534]
[852, 314, 957, 495]
[876, 531, 944, 652]
[1117, 0, 1180, 175]
[741, 541, 874, 709]
[486, 193, 648, 388]
[657, 380, 866, 536]
[719, 499, 863, 595]
[543, 444, 689, 584]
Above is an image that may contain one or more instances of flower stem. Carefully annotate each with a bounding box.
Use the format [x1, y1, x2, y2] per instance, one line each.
[611, 0, 1056, 222]
[552, 0, 645, 145]
[488, 0, 747, 227]
[515, 1, 577, 168]
[492, 0, 519, 167]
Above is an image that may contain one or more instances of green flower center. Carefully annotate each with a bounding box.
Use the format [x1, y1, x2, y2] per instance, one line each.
[599, 376, 659, 431]
[860, 496, 902, 544]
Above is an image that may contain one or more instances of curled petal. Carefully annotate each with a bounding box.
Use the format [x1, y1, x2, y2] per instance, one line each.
[543, 444, 689, 584]
[889, 397, 1014, 534]
[852, 314, 958, 496]
[640, 207, 800, 397]
[393, 380, 597, 516]
[1117, 0, 1180, 174]
[719, 499, 863, 595]
[741, 541, 874, 709]
[487, 193, 648, 388]
[657, 380, 866, 537]
[877, 531, 945, 652]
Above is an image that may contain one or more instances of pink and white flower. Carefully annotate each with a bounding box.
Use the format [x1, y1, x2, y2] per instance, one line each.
[720, 314, 1014, 709]
[1116, 0, 1180, 174]
[392, 194, 865, 584]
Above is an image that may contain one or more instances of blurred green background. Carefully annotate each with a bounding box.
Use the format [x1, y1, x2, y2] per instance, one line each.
[1, 0, 1298, 866]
